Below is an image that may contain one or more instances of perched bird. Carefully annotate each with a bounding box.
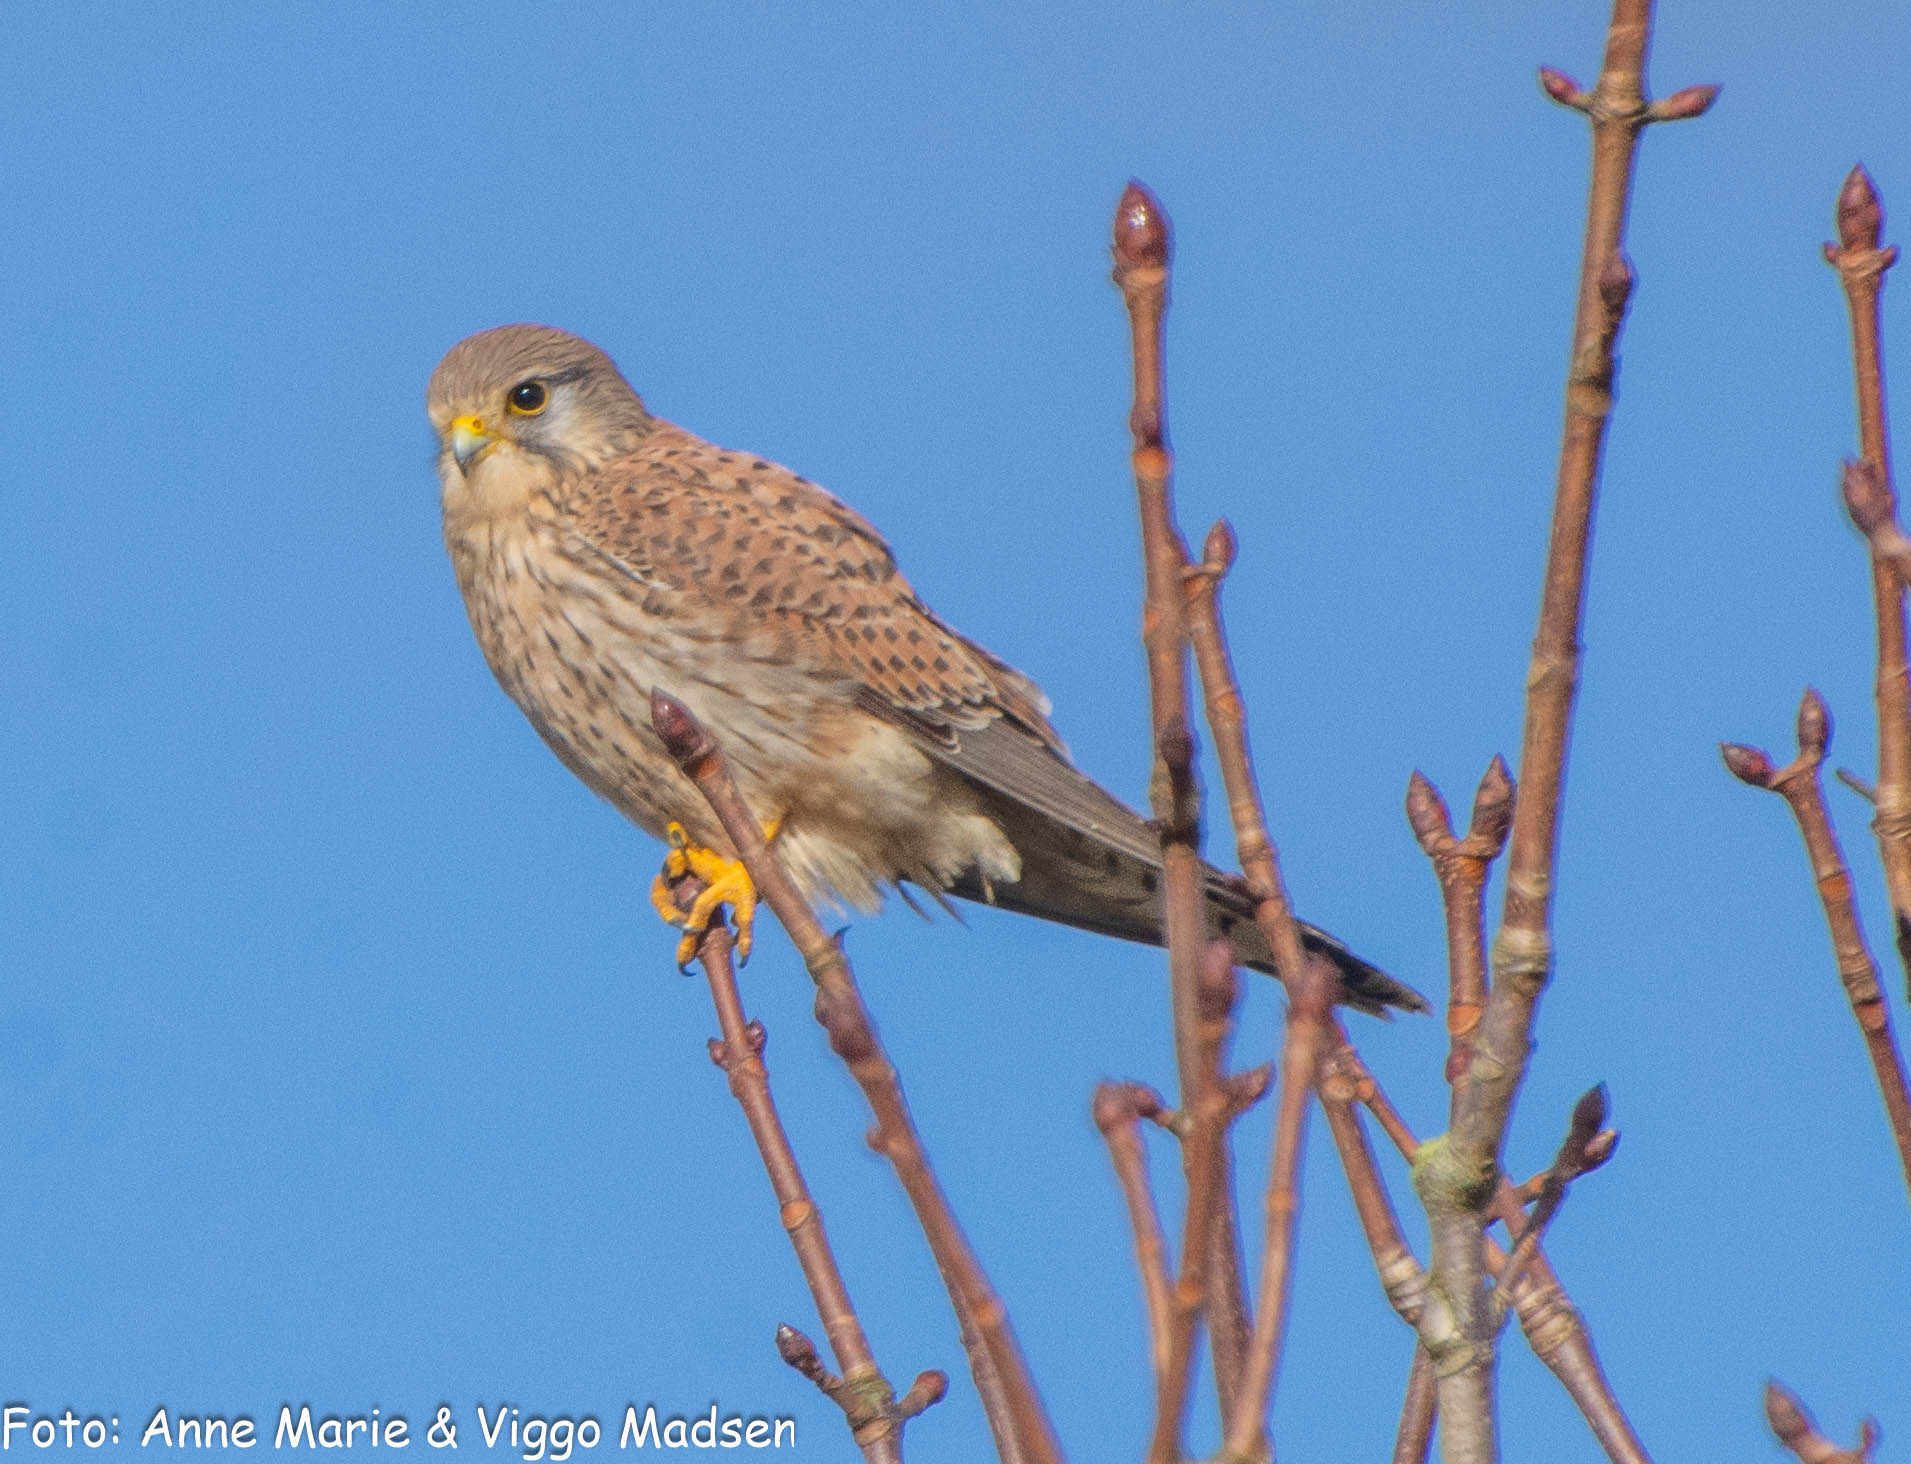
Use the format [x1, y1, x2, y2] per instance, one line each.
[428, 324, 1424, 1016]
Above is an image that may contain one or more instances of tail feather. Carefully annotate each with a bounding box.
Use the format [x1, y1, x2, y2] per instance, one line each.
[944, 791, 1427, 1018]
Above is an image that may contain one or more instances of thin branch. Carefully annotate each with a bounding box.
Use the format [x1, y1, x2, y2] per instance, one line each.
[1722, 691, 1911, 1198]
[1318, 1047, 1430, 1328]
[1392, 1348, 1438, 1464]
[1494, 1084, 1619, 1303]
[650, 690, 1064, 1464]
[1765, 1380, 1880, 1464]
[1427, 5, 1713, 1456]
[1405, 760, 1515, 1091]
[1149, 943, 1244, 1464]
[670, 878, 934, 1461]
[1093, 1081, 1175, 1381]
[1332, 1036, 1653, 1464]
[1825, 169, 1911, 994]
[1113, 179, 1257, 1426]
[1220, 954, 1332, 1463]
[1837, 766, 1879, 803]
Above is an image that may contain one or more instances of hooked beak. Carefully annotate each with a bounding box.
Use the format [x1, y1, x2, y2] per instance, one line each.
[448, 414, 498, 474]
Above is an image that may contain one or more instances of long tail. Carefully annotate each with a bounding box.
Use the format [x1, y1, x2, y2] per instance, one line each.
[946, 791, 1428, 1018]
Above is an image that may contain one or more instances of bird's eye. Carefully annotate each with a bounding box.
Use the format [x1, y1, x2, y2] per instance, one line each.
[507, 380, 548, 415]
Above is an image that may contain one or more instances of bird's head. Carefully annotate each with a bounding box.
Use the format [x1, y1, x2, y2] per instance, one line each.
[427, 324, 652, 522]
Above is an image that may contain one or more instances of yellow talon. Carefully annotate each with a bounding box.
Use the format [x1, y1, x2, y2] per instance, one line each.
[647, 820, 780, 969]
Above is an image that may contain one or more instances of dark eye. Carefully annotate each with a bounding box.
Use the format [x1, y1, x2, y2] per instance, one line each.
[508, 380, 548, 414]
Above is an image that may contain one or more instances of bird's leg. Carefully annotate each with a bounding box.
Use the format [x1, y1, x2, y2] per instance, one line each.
[648, 820, 781, 968]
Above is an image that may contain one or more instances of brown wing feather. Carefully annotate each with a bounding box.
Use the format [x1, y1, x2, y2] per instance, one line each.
[556, 423, 1065, 741]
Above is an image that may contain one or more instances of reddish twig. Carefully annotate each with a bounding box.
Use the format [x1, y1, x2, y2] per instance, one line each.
[1765, 1380, 1880, 1464]
[1093, 1080, 1175, 1381]
[1113, 179, 1257, 1430]
[1825, 169, 1911, 992]
[672, 876, 938, 1461]
[651, 690, 1064, 1464]
[1220, 954, 1332, 1463]
[1318, 1046, 1430, 1328]
[1148, 943, 1245, 1464]
[1332, 1036, 1652, 1464]
[1418, 6, 1712, 1457]
[1392, 1347, 1438, 1464]
[1723, 692, 1911, 1197]
[1494, 1085, 1619, 1303]
[1405, 760, 1515, 1091]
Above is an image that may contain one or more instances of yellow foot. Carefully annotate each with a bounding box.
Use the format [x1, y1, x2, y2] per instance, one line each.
[647, 820, 780, 968]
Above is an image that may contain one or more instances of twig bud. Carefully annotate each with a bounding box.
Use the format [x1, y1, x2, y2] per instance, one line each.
[1537, 66, 1585, 107]
[1092, 1081, 1135, 1133]
[897, 1371, 949, 1419]
[1763, 1380, 1807, 1443]
[1471, 755, 1516, 850]
[1720, 742, 1775, 788]
[775, 1323, 830, 1383]
[1649, 83, 1719, 122]
[1113, 180, 1170, 271]
[650, 687, 712, 765]
[1598, 253, 1636, 318]
[1569, 1083, 1608, 1145]
[1228, 1062, 1273, 1112]
[1796, 688, 1831, 760]
[1157, 715, 1197, 775]
[1581, 1129, 1619, 1172]
[1405, 771, 1453, 848]
[1837, 166, 1884, 252]
[1843, 457, 1895, 535]
[1202, 518, 1238, 574]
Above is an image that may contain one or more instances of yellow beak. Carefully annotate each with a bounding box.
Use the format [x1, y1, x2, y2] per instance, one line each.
[449, 414, 498, 473]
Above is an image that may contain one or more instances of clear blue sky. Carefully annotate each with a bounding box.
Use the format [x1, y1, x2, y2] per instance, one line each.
[3, 2, 1907, 1459]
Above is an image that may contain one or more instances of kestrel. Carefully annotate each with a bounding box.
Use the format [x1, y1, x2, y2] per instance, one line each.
[428, 324, 1424, 1016]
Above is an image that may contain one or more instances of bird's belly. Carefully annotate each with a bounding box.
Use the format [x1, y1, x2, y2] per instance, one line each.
[448, 521, 1017, 911]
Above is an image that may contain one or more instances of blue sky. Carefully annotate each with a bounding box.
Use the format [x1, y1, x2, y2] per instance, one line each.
[3, 2, 1907, 1459]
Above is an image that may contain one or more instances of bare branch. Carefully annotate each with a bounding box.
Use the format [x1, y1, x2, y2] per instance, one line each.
[1722, 692, 1911, 1198]
[1495, 1085, 1619, 1302]
[663, 872, 922, 1462]
[1333, 1035, 1653, 1464]
[1825, 167, 1911, 995]
[1428, 2, 1711, 1454]
[1114, 179, 1258, 1429]
[1220, 955, 1332, 1462]
[1093, 1081, 1174, 1381]
[651, 690, 1063, 1464]
[1393, 1348, 1438, 1464]
[1407, 760, 1514, 1091]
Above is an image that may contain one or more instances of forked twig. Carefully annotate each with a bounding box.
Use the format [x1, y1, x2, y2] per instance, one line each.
[1494, 1085, 1619, 1303]
[669, 871, 943, 1461]
[1332, 1036, 1652, 1464]
[1765, 1380, 1880, 1464]
[1093, 1080, 1175, 1380]
[1113, 180, 1259, 1441]
[650, 690, 1064, 1464]
[1406, 761, 1515, 1090]
[1424, 3, 1713, 1456]
[1723, 691, 1911, 1196]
